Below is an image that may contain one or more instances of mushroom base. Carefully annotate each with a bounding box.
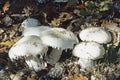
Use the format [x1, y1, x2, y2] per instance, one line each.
[78, 58, 96, 70]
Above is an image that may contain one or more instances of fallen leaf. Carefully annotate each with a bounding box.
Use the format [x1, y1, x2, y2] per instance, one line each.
[101, 20, 118, 28]
[49, 12, 73, 27]
[0, 20, 3, 25]
[0, 47, 8, 53]
[27, 77, 36, 80]
[10, 74, 21, 80]
[0, 36, 22, 53]
[68, 74, 88, 80]
[3, 1, 10, 13]
[49, 18, 61, 27]
[0, 41, 14, 48]
[59, 12, 73, 21]
[0, 36, 21, 47]
[76, 3, 86, 9]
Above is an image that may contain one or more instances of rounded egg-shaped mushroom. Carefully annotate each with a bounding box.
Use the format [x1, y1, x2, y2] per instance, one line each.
[79, 27, 112, 44]
[40, 27, 79, 49]
[8, 36, 48, 61]
[21, 18, 40, 28]
[73, 42, 105, 60]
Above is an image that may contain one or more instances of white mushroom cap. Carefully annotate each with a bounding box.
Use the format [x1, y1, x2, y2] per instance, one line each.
[79, 27, 112, 44]
[8, 36, 48, 60]
[25, 56, 47, 71]
[73, 42, 105, 60]
[22, 26, 51, 37]
[41, 28, 79, 49]
[21, 18, 40, 28]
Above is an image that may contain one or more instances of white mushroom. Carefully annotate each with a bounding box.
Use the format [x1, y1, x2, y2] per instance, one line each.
[79, 27, 112, 44]
[8, 36, 48, 71]
[41, 28, 79, 65]
[41, 28, 79, 49]
[22, 26, 51, 37]
[73, 42, 105, 70]
[21, 18, 40, 28]
[9, 36, 48, 60]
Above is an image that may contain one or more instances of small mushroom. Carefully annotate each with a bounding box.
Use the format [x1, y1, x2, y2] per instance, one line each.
[22, 26, 51, 37]
[9, 36, 48, 60]
[8, 36, 48, 71]
[21, 18, 40, 28]
[79, 27, 112, 44]
[73, 42, 105, 70]
[41, 28, 78, 49]
[41, 28, 78, 65]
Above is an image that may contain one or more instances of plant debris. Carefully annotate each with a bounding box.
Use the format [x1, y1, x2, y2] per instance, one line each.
[0, 0, 120, 80]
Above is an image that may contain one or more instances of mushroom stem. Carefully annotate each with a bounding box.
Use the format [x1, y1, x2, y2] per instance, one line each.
[78, 58, 95, 70]
[45, 48, 63, 65]
[25, 56, 47, 71]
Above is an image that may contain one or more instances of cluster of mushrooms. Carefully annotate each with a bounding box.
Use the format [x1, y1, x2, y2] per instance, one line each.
[73, 27, 112, 70]
[8, 18, 112, 72]
[8, 18, 78, 71]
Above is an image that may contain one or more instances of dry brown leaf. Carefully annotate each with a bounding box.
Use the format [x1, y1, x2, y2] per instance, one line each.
[49, 12, 73, 27]
[59, 12, 73, 21]
[90, 18, 99, 25]
[0, 28, 4, 33]
[0, 20, 3, 24]
[27, 77, 36, 80]
[0, 36, 21, 48]
[10, 74, 22, 80]
[49, 18, 61, 27]
[101, 20, 118, 28]
[0, 47, 8, 53]
[76, 3, 86, 9]
[0, 41, 14, 48]
[3, 1, 10, 13]
[0, 36, 22, 53]
[68, 74, 88, 80]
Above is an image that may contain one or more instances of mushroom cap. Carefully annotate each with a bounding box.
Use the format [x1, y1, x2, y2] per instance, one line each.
[22, 26, 51, 37]
[79, 27, 112, 44]
[25, 56, 47, 71]
[21, 18, 40, 28]
[41, 28, 79, 49]
[9, 36, 48, 60]
[73, 42, 105, 60]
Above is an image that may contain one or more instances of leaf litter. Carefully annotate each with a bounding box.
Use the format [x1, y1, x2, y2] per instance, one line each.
[0, 0, 120, 80]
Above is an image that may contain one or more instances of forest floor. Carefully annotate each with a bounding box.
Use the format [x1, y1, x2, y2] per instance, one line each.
[0, 0, 120, 80]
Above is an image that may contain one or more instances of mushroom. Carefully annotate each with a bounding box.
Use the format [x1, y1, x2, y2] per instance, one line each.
[8, 36, 48, 71]
[21, 18, 40, 28]
[79, 27, 112, 44]
[22, 26, 51, 37]
[73, 42, 105, 70]
[41, 27, 78, 65]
